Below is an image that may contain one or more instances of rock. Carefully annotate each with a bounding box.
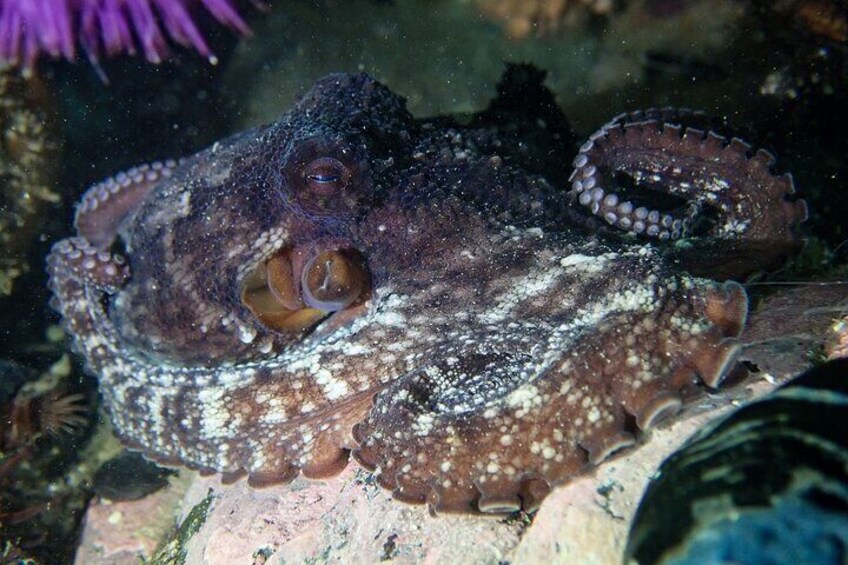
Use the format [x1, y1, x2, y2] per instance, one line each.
[73, 474, 190, 565]
[177, 467, 527, 564]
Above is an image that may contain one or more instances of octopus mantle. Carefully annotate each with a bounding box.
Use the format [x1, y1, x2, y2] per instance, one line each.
[47, 70, 805, 514]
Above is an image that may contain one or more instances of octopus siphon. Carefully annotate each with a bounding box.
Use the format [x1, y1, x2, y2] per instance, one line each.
[47, 68, 806, 514]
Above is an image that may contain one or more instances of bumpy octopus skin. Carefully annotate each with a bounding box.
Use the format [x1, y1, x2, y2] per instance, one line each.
[47, 73, 805, 514]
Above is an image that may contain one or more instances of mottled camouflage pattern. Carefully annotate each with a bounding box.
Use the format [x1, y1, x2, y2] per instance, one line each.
[48, 73, 798, 514]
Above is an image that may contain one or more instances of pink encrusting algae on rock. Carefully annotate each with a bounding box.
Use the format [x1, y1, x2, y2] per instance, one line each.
[0, 0, 254, 68]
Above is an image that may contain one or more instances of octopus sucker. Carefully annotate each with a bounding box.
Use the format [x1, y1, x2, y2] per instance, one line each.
[569, 110, 806, 277]
[591, 431, 640, 464]
[47, 70, 806, 514]
[635, 394, 684, 432]
[516, 478, 551, 513]
[704, 280, 749, 337]
[48, 237, 130, 293]
[74, 160, 177, 248]
[220, 469, 248, 484]
[246, 465, 300, 489]
[301, 249, 369, 311]
[476, 496, 522, 515]
[299, 445, 351, 479]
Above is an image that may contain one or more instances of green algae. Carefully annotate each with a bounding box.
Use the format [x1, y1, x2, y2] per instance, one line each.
[147, 489, 215, 565]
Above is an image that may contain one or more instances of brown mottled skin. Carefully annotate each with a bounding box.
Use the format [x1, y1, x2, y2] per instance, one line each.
[47, 70, 804, 513]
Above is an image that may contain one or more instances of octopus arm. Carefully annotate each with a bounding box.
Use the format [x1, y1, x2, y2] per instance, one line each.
[47, 238, 131, 368]
[569, 110, 807, 277]
[74, 160, 177, 248]
[352, 234, 748, 515]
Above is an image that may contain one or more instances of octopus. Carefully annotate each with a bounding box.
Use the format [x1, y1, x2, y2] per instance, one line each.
[47, 68, 806, 514]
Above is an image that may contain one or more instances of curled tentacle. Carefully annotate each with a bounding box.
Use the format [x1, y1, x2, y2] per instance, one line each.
[569, 109, 807, 277]
[74, 160, 176, 248]
[46, 236, 131, 383]
[241, 245, 370, 333]
[241, 250, 323, 332]
[301, 249, 369, 311]
[47, 237, 129, 293]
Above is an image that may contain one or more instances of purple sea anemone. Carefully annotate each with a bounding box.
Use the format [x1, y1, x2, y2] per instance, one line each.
[0, 0, 254, 69]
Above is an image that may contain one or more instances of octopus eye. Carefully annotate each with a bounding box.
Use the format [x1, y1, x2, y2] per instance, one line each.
[284, 137, 370, 215]
[304, 157, 350, 195]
